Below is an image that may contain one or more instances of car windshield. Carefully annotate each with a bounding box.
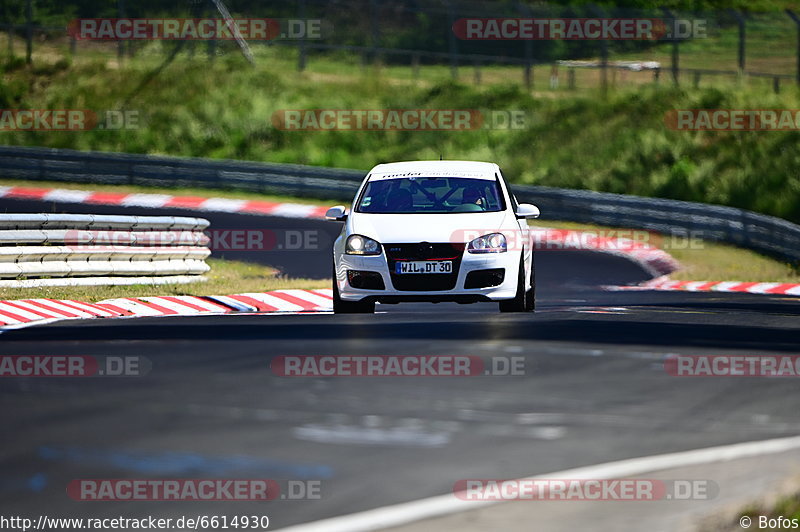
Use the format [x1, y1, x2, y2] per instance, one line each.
[356, 177, 505, 214]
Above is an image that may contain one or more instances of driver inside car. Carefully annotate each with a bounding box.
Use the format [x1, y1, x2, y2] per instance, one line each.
[462, 186, 486, 208]
[385, 188, 413, 212]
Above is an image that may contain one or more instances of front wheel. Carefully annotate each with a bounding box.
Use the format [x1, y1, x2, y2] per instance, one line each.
[332, 264, 375, 314]
[499, 255, 535, 313]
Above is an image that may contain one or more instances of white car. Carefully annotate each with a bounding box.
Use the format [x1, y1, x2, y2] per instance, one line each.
[326, 160, 540, 314]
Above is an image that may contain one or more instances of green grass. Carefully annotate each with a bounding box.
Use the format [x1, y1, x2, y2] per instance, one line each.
[0, 258, 322, 302]
[1, 41, 799, 224]
[730, 493, 800, 531]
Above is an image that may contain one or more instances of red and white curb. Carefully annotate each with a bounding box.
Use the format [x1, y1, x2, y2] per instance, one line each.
[608, 278, 800, 297]
[0, 186, 682, 276]
[0, 289, 333, 328]
[532, 228, 680, 277]
[0, 186, 330, 219]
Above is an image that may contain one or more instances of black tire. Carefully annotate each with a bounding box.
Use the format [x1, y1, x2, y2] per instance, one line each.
[333, 263, 375, 314]
[526, 251, 536, 312]
[499, 254, 535, 313]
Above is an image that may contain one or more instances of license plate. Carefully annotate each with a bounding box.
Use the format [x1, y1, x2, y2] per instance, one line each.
[396, 261, 452, 274]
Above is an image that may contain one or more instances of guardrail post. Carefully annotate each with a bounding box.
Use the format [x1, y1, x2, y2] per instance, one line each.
[568, 68, 576, 90]
[773, 76, 780, 93]
[473, 59, 481, 84]
[786, 9, 800, 85]
[6, 24, 13, 57]
[694, 71, 700, 87]
[411, 53, 420, 82]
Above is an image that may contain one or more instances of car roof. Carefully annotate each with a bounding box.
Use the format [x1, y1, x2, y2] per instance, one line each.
[367, 160, 500, 181]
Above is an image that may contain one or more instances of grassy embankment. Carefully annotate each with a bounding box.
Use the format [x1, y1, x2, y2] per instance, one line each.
[0, 28, 797, 299]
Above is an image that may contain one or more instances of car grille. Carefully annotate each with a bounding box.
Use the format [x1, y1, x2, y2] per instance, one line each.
[384, 242, 465, 291]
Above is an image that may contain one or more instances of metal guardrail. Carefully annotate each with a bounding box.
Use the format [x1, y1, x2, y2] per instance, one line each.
[0, 213, 209, 230]
[0, 211, 211, 285]
[0, 145, 798, 264]
[513, 187, 800, 264]
[0, 146, 364, 200]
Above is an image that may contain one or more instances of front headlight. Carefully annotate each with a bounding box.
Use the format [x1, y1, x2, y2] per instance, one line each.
[346, 234, 381, 255]
[468, 232, 507, 254]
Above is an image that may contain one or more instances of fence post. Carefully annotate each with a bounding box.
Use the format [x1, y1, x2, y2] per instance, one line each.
[729, 9, 746, 76]
[518, 2, 533, 90]
[117, 0, 125, 64]
[7, 24, 13, 57]
[298, 0, 308, 71]
[568, 68, 576, 89]
[412, 52, 420, 81]
[773, 76, 780, 93]
[600, 45, 608, 92]
[693, 71, 700, 87]
[369, 0, 380, 66]
[663, 9, 679, 85]
[589, 4, 608, 94]
[550, 64, 558, 89]
[473, 59, 481, 84]
[786, 9, 800, 86]
[25, 0, 32, 64]
[446, 0, 458, 79]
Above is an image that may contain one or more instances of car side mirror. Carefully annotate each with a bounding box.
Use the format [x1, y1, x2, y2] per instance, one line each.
[515, 203, 540, 219]
[325, 205, 348, 221]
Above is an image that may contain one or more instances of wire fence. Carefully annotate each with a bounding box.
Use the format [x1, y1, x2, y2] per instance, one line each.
[3, 1, 800, 93]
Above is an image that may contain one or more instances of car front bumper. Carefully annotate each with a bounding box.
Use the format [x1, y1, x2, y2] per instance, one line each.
[335, 248, 523, 303]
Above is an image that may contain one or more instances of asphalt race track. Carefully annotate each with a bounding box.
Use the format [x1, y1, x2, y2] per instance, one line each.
[1, 197, 800, 529]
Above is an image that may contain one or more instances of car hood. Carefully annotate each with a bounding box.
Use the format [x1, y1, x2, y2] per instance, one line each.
[349, 212, 513, 244]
